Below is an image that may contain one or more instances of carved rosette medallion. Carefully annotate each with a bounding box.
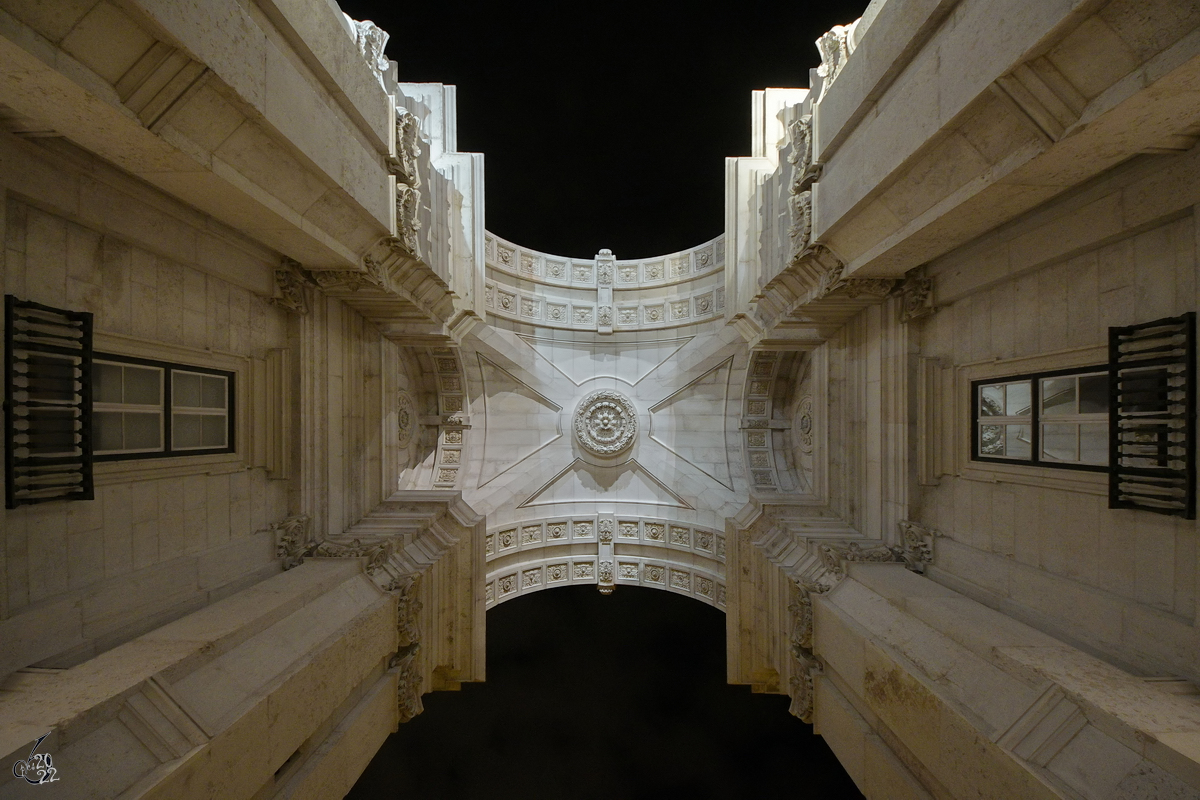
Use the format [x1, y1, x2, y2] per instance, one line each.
[573, 390, 637, 456]
[396, 390, 415, 447]
[796, 395, 814, 454]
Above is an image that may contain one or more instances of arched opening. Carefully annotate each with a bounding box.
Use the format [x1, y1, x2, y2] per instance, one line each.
[349, 585, 863, 798]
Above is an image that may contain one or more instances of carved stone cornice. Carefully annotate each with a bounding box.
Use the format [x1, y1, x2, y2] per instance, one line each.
[310, 255, 388, 293]
[818, 540, 903, 581]
[272, 494, 480, 726]
[843, 278, 896, 299]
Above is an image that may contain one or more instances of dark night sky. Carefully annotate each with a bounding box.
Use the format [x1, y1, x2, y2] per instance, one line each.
[342, 0, 869, 260]
[348, 587, 863, 799]
[338, 1, 868, 796]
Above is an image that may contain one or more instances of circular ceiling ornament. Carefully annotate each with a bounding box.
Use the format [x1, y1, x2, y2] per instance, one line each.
[573, 390, 637, 455]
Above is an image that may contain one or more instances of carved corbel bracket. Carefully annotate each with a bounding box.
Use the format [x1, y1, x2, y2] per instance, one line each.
[788, 646, 823, 723]
[897, 519, 938, 573]
[390, 643, 424, 722]
[815, 20, 858, 101]
[266, 257, 314, 314]
[388, 106, 422, 188]
[345, 16, 391, 85]
[895, 271, 935, 323]
[271, 514, 315, 569]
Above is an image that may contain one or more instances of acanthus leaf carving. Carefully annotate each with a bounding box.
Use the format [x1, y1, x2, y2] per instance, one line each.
[897, 520, 938, 573]
[394, 182, 422, 259]
[787, 114, 820, 194]
[786, 578, 831, 724]
[390, 107, 422, 188]
[815, 21, 858, 100]
[267, 257, 312, 315]
[788, 190, 813, 256]
[788, 581, 828, 652]
[788, 646, 822, 724]
[813, 261, 846, 300]
[390, 643, 424, 723]
[843, 278, 896, 299]
[312, 537, 394, 578]
[346, 16, 391, 83]
[897, 273, 935, 323]
[389, 574, 422, 647]
[270, 515, 314, 570]
[818, 540, 903, 581]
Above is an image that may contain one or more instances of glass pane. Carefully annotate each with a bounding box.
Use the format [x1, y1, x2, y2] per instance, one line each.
[980, 424, 1004, 455]
[95, 411, 123, 451]
[1080, 423, 1107, 465]
[1041, 423, 1078, 462]
[201, 376, 226, 409]
[173, 372, 203, 408]
[125, 412, 162, 450]
[173, 413, 203, 448]
[1041, 377, 1075, 416]
[1006, 382, 1031, 416]
[1079, 374, 1108, 414]
[94, 363, 123, 404]
[201, 415, 226, 447]
[124, 366, 161, 405]
[980, 385, 1004, 417]
[1005, 425, 1032, 459]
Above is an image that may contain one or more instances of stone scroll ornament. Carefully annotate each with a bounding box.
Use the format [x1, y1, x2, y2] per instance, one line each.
[573, 390, 638, 455]
[346, 16, 390, 82]
[816, 21, 857, 100]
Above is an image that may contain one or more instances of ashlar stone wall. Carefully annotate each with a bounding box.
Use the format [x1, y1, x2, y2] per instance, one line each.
[917, 150, 1200, 683]
[0, 133, 294, 677]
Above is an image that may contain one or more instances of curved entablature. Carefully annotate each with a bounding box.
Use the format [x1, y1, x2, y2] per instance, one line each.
[483, 233, 726, 331]
[484, 516, 727, 610]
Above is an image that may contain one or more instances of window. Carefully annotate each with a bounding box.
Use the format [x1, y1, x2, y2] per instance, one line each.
[93, 355, 234, 460]
[972, 367, 1108, 471]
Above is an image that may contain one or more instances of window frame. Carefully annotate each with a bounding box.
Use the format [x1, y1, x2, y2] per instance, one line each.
[971, 365, 1110, 473]
[92, 352, 236, 462]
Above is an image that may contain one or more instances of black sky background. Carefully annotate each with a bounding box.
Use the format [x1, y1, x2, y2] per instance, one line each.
[339, 1, 868, 796]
